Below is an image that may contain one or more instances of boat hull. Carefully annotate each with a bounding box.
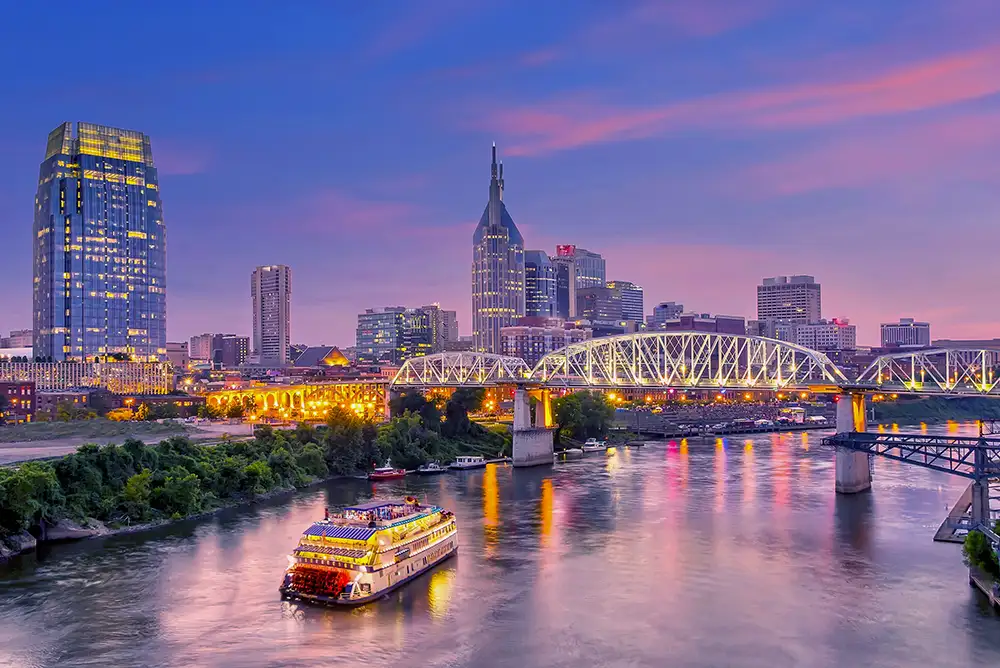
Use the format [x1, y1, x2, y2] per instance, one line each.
[449, 463, 486, 470]
[280, 544, 458, 607]
[369, 472, 406, 480]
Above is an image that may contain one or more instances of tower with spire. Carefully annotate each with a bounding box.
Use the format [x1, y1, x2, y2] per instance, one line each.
[472, 144, 525, 353]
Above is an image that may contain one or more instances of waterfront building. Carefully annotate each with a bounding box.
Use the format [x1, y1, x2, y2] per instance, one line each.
[660, 313, 746, 335]
[881, 317, 930, 347]
[500, 318, 591, 366]
[356, 307, 433, 365]
[166, 342, 189, 370]
[647, 301, 685, 329]
[251, 265, 292, 364]
[793, 319, 856, 351]
[472, 145, 525, 353]
[33, 122, 167, 361]
[0, 381, 35, 424]
[0, 330, 32, 349]
[606, 280, 644, 322]
[756, 276, 821, 323]
[525, 251, 557, 318]
[189, 333, 214, 361]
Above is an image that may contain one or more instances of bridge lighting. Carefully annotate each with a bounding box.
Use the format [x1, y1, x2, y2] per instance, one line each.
[743, 393, 752, 400]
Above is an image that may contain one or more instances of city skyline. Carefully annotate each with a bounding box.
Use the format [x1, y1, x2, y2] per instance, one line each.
[2, 3, 999, 347]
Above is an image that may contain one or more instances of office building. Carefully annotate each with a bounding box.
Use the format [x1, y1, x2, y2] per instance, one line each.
[525, 250, 557, 318]
[576, 286, 622, 324]
[756, 276, 821, 323]
[881, 318, 930, 348]
[356, 307, 434, 365]
[33, 122, 167, 361]
[421, 304, 459, 352]
[551, 254, 575, 319]
[606, 280, 643, 322]
[472, 145, 525, 353]
[793, 319, 856, 351]
[555, 245, 605, 288]
[659, 313, 746, 335]
[212, 334, 249, 368]
[647, 302, 685, 329]
[166, 342, 189, 370]
[189, 333, 214, 361]
[251, 265, 292, 363]
[500, 319, 591, 366]
[0, 330, 32, 349]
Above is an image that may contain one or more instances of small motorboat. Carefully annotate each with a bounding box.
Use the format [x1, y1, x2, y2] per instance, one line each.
[416, 462, 448, 475]
[581, 438, 607, 452]
[369, 459, 407, 480]
[557, 447, 584, 458]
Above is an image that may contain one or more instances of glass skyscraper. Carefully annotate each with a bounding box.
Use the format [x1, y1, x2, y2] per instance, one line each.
[472, 145, 525, 353]
[524, 250, 556, 318]
[33, 122, 167, 361]
[356, 306, 433, 365]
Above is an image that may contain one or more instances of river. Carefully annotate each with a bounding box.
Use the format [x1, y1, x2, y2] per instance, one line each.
[1, 425, 999, 667]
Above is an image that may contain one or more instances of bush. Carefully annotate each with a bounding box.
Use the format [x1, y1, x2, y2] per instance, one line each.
[963, 529, 1000, 580]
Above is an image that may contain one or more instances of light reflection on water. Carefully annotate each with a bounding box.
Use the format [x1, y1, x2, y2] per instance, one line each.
[0, 424, 998, 668]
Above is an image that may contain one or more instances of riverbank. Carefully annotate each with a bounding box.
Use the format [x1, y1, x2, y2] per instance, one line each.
[873, 396, 1000, 424]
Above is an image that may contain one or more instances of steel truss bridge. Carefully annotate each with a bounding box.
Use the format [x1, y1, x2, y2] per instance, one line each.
[822, 432, 1000, 480]
[391, 333, 1000, 396]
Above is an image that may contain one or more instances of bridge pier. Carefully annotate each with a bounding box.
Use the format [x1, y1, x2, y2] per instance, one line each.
[512, 387, 553, 468]
[835, 393, 872, 494]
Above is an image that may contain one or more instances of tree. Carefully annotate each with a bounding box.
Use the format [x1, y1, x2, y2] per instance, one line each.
[135, 403, 151, 421]
[553, 391, 614, 441]
[442, 388, 485, 438]
[324, 406, 367, 474]
[242, 460, 274, 495]
[121, 469, 152, 522]
[963, 529, 1000, 579]
[267, 447, 298, 486]
[295, 444, 328, 478]
[225, 402, 245, 419]
[0, 463, 65, 533]
[153, 468, 202, 517]
[390, 392, 442, 430]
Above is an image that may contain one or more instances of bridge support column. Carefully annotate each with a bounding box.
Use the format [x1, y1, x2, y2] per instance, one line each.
[835, 393, 872, 494]
[513, 387, 553, 468]
[971, 481, 990, 527]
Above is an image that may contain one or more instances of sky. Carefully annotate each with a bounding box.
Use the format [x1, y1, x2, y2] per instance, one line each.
[1, 1, 999, 348]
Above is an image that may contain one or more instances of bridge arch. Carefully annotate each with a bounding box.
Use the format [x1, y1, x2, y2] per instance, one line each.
[530, 332, 847, 389]
[391, 351, 532, 387]
[857, 348, 1000, 394]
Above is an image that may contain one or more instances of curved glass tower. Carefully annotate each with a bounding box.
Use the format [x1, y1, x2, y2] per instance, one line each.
[472, 145, 525, 353]
[33, 122, 167, 361]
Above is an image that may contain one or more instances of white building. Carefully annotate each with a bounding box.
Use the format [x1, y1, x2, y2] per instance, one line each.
[251, 265, 292, 364]
[793, 319, 856, 351]
[881, 318, 930, 348]
[756, 275, 821, 323]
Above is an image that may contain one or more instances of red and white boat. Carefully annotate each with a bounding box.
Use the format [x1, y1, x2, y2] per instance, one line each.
[369, 459, 407, 480]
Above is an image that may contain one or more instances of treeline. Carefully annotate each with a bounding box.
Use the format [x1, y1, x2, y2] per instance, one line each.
[0, 390, 507, 539]
[552, 392, 615, 442]
[873, 396, 1000, 424]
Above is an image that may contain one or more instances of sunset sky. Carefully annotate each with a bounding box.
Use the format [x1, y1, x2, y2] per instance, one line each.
[1, 1, 999, 347]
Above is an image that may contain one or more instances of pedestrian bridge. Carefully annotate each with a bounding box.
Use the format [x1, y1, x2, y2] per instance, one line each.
[391, 332, 1000, 396]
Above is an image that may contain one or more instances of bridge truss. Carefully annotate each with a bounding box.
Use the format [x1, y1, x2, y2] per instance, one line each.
[392, 351, 532, 387]
[823, 432, 1000, 480]
[856, 348, 1000, 395]
[530, 332, 848, 390]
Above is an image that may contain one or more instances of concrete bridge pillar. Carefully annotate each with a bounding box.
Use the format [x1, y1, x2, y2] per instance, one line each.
[512, 386, 553, 468]
[835, 393, 872, 494]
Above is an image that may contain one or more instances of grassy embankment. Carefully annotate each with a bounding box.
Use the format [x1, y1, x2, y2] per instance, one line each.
[0, 419, 187, 444]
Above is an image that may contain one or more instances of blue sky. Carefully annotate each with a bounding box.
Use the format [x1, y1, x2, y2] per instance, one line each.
[1, 0, 999, 346]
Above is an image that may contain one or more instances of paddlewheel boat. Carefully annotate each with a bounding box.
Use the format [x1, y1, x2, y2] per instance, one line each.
[279, 497, 458, 606]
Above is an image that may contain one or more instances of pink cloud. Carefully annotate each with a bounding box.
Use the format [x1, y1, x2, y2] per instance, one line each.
[741, 111, 1000, 195]
[483, 44, 1000, 156]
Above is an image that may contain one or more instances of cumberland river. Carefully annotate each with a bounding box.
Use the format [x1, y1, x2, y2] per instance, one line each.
[2, 426, 999, 667]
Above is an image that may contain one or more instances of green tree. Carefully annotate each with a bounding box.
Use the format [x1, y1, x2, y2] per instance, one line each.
[267, 447, 298, 486]
[135, 403, 151, 421]
[295, 444, 328, 478]
[0, 463, 65, 533]
[225, 402, 245, 419]
[324, 406, 367, 474]
[553, 391, 614, 441]
[963, 529, 1000, 579]
[375, 412, 441, 470]
[242, 460, 274, 495]
[390, 392, 442, 430]
[121, 469, 152, 521]
[442, 388, 485, 438]
[152, 468, 202, 517]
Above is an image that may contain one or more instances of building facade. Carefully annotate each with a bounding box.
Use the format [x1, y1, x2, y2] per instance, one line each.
[525, 250, 557, 318]
[555, 245, 605, 288]
[0, 330, 32, 349]
[500, 320, 591, 366]
[189, 333, 214, 361]
[34, 122, 167, 361]
[881, 318, 930, 347]
[659, 313, 746, 335]
[647, 301, 685, 329]
[756, 276, 821, 323]
[793, 319, 856, 351]
[576, 286, 622, 324]
[472, 145, 525, 353]
[0, 382, 35, 424]
[251, 264, 292, 363]
[421, 304, 459, 352]
[356, 307, 434, 365]
[212, 334, 249, 368]
[606, 280, 643, 322]
[166, 341, 189, 369]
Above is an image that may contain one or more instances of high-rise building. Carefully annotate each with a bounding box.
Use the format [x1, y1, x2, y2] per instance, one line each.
[356, 307, 434, 365]
[647, 301, 684, 329]
[756, 276, 821, 323]
[794, 319, 856, 351]
[525, 250, 557, 318]
[606, 280, 643, 322]
[421, 304, 459, 352]
[576, 286, 622, 324]
[659, 313, 746, 335]
[189, 333, 214, 361]
[881, 318, 930, 347]
[212, 334, 250, 367]
[33, 122, 167, 361]
[251, 265, 292, 364]
[555, 245, 605, 288]
[501, 320, 591, 366]
[552, 254, 575, 319]
[472, 145, 525, 353]
[166, 342, 189, 369]
[0, 330, 32, 349]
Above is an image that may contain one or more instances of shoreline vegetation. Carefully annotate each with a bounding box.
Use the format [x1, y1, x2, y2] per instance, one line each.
[872, 396, 1000, 425]
[0, 389, 512, 561]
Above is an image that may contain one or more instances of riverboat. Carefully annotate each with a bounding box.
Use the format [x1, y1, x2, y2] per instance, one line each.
[449, 455, 487, 470]
[369, 459, 407, 480]
[416, 462, 448, 475]
[279, 497, 458, 606]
